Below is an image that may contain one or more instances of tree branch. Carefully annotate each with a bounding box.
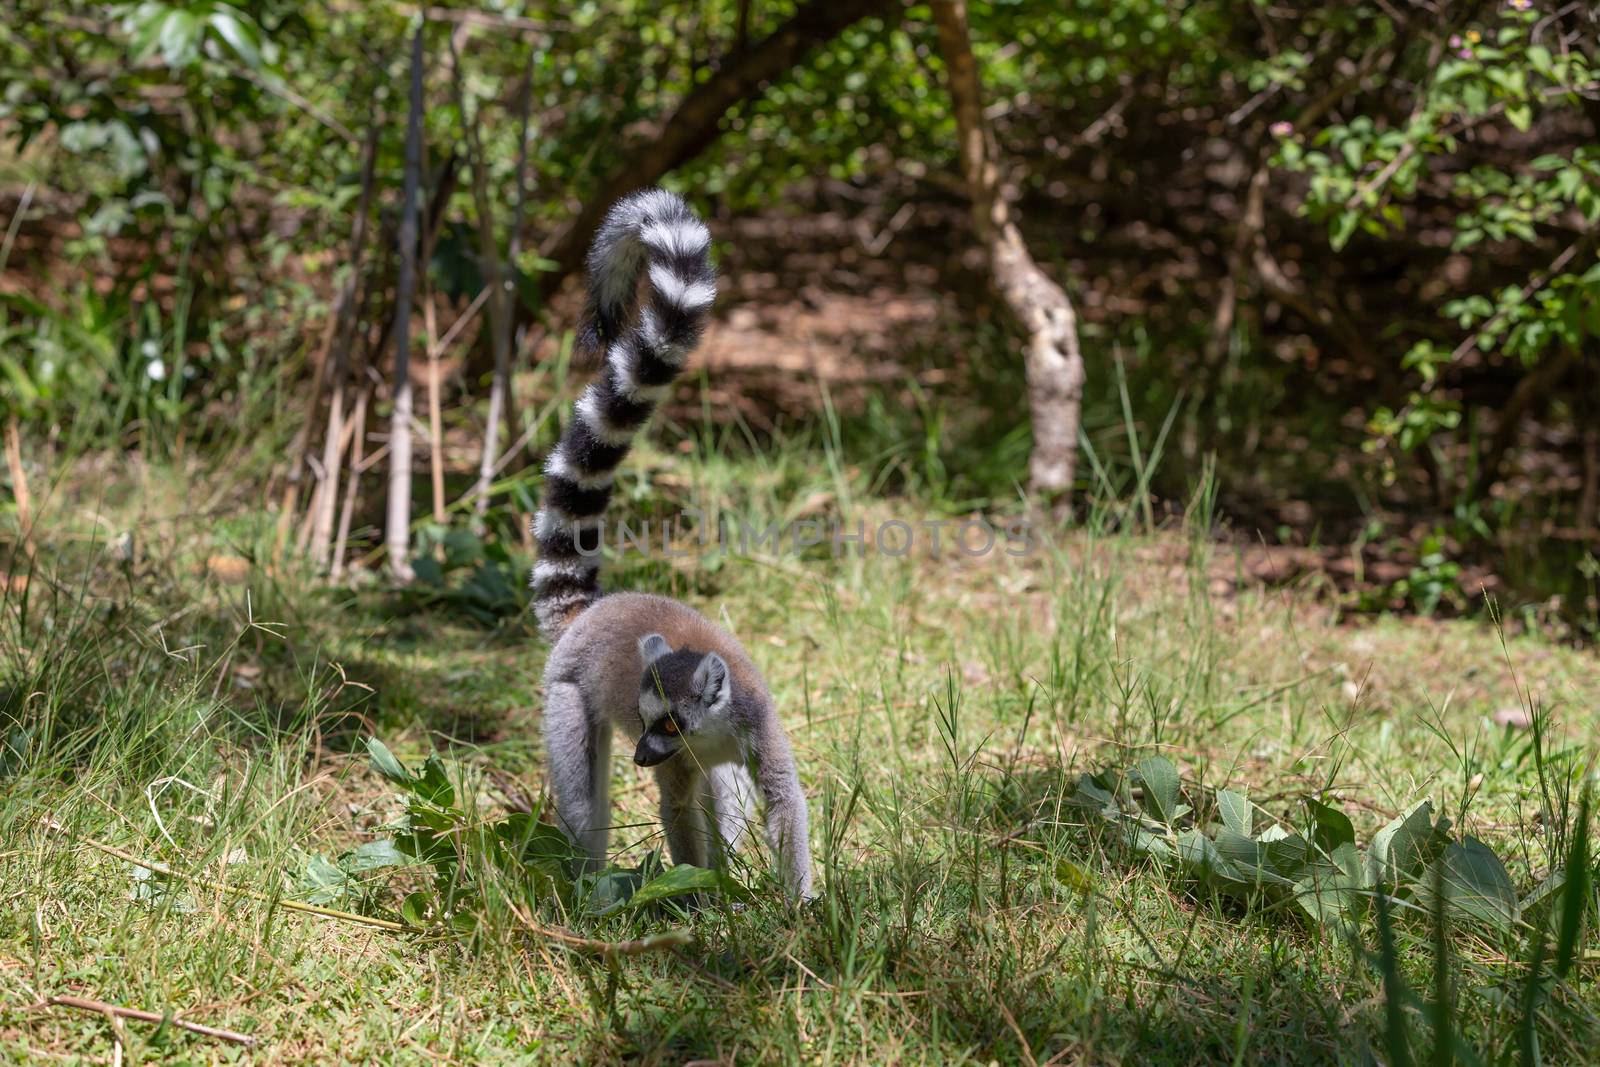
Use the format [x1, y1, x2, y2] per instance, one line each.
[532, 0, 897, 293]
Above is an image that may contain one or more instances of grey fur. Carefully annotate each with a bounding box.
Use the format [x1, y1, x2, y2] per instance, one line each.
[543, 594, 814, 899]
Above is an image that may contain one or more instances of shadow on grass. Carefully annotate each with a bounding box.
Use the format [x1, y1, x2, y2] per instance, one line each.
[557, 859, 1360, 1066]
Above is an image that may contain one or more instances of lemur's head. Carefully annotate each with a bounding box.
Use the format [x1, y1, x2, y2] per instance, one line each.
[633, 634, 733, 766]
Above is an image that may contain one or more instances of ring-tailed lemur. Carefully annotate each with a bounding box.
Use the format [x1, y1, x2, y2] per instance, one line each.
[532, 189, 814, 901]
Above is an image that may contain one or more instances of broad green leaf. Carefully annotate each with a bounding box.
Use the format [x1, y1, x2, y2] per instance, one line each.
[582, 867, 647, 916]
[411, 555, 445, 586]
[367, 738, 411, 784]
[207, 9, 264, 70]
[415, 755, 456, 809]
[299, 854, 352, 904]
[157, 9, 203, 68]
[1331, 841, 1367, 888]
[1369, 800, 1446, 885]
[1306, 797, 1356, 853]
[1519, 868, 1566, 915]
[1132, 828, 1174, 859]
[1294, 846, 1366, 928]
[1436, 838, 1519, 931]
[343, 838, 409, 873]
[130, 864, 197, 912]
[495, 813, 573, 869]
[1340, 137, 1364, 171]
[1134, 757, 1180, 825]
[1217, 789, 1251, 837]
[1068, 773, 1120, 819]
[1054, 858, 1094, 894]
[625, 864, 727, 909]
[1177, 830, 1250, 889]
[1214, 829, 1297, 888]
[400, 891, 432, 926]
[1258, 826, 1315, 881]
[1331, 210, 1359, 250]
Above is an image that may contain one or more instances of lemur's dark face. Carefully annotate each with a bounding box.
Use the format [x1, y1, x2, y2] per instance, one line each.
[634, 637, 733, 767]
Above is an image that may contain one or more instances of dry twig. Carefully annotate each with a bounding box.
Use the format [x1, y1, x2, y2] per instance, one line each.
[48, 995, 256, 1048]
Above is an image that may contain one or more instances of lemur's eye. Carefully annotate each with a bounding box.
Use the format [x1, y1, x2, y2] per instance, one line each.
[660, 718, 679, 735]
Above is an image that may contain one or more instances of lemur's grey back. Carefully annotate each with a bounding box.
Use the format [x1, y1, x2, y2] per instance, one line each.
[531, 190, 717, 641]
[544, 591, 770, 729]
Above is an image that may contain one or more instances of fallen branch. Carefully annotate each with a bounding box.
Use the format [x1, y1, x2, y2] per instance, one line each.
[48, 995, 256, 1048]
[508, 903, 693, 958]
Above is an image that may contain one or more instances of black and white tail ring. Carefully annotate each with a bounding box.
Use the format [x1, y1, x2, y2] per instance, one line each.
[531, 189, 717, 640]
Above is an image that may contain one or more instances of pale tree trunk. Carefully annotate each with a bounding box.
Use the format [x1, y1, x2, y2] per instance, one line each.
[930, 0, 1085, 506]
[386, 23, 425, 583]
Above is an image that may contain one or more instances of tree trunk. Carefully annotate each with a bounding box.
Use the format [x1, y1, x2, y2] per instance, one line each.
[929, 0, 1085, 506]
[386, 23, 426, 583]
[1474, 346, 1579, 500]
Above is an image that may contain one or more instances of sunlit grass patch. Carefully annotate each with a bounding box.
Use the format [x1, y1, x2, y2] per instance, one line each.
[2, 450, 1597, 1064]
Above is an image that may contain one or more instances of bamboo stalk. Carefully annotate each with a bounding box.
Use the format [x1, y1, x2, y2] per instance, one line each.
[423, 292, 447, 525]
[4, 417, 35, 557]
[278, 304, 339, 563]
[296, 402, 362, 554]
[331, 388, 369, 580]
[448, 34, 521, 531]
[310, 123, 383, 569]
[48, 995, 256, 1048]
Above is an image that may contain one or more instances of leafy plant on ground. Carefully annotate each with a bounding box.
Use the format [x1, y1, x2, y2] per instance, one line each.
[1068, 754, 1596, 1060]
[357, 738, 739, 934]
[404, 523, 529, 626]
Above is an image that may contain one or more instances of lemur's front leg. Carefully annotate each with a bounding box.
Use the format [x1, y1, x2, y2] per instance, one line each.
[654, 760, 710, 868]
[752, 749, 814, 901]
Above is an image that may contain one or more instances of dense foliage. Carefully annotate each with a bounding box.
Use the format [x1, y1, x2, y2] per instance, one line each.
[2, 1, 1597, 628]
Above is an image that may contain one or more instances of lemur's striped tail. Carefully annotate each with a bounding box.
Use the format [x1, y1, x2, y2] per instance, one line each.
[532, 189, 716, 641]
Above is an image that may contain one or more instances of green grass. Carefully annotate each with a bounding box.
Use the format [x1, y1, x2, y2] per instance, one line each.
[2, 438, 1597, 1065]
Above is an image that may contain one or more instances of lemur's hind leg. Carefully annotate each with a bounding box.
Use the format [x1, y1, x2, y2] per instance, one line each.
[654, 760, 710, 868]
[543, 681, 610, 875]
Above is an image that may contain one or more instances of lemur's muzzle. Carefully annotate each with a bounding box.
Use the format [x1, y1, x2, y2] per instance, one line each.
[633, 733, 680, 767]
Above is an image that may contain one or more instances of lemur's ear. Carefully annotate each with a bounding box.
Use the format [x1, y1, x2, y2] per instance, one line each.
[638, 634, 672, 666]
[692, 652, 731, 709]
